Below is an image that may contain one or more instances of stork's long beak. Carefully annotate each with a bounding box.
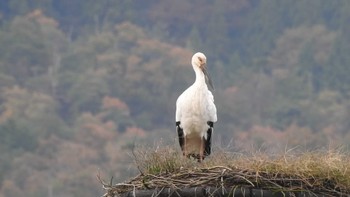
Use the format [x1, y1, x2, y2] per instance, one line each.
[201, 64, 214, 90]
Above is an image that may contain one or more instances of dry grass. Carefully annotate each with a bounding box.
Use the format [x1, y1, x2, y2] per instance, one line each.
[99, 145, 350, 196]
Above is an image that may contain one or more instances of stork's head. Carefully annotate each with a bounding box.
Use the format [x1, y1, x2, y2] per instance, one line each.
[191, 52, 214, 90]
[191, 52, 207, 68]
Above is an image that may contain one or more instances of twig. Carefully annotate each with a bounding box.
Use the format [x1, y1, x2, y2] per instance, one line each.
[131, 142, 144, 175]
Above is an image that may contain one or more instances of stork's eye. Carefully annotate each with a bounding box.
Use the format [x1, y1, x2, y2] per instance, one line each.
[198, 57, 202, 62]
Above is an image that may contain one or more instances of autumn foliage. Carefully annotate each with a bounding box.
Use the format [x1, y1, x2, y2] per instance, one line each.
[1, 1, 350, 196]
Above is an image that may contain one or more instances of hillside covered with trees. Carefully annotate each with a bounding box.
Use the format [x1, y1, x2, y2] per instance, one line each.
[1, 1, 350, 196]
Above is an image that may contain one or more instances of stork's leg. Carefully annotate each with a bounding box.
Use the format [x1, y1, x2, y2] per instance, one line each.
[198, 138, 204, 162]
[183, 136, 188, 157]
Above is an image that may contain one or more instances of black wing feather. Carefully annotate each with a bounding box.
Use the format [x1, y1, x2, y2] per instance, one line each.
[176, 121, 184, 151]
[204, 121, 214, 156]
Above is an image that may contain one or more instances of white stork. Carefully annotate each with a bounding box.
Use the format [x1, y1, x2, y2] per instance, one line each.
[175, 52, 217, 162]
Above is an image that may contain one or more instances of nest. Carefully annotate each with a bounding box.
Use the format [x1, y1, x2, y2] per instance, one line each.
[99, 146, 350, 197]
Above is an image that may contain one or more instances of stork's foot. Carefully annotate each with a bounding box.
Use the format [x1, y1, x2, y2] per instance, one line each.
[183, 152, 190, 158]
[198, 155, 203, 163]
[189, 154, 205, 162]
[198, 155, 205, 163]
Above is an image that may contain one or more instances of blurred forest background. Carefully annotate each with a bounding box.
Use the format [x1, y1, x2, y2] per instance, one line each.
[1, 0, 350, 196]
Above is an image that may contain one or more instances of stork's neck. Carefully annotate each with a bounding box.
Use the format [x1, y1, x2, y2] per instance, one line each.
[193, 66, 207, 88]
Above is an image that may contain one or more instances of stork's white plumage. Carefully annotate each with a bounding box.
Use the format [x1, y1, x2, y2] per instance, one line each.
[175, 52, 217, 162]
